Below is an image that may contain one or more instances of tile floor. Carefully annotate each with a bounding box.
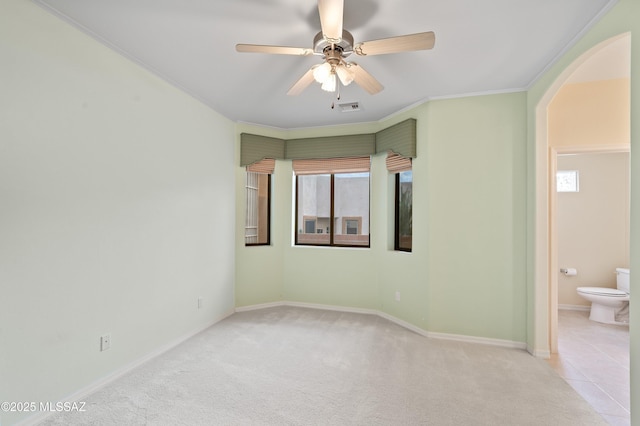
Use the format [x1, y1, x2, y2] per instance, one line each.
[547, 309, 630, 426]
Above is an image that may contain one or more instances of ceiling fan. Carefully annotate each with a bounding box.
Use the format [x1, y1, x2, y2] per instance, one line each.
[235, 0, 435, 96]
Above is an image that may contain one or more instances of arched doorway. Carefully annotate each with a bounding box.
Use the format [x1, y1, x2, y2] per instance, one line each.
[534, 32, 631, 355]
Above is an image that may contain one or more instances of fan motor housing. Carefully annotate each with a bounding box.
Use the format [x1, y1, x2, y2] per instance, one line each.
[313, 30, 354, 57]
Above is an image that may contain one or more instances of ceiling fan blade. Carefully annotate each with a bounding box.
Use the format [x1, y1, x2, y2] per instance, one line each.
[349, 63, 383, 95]
[354, 32, 435, 56]
[236, 44, 314, 56]
[287, 67, 316, 96]
[318, 0, 344, 43]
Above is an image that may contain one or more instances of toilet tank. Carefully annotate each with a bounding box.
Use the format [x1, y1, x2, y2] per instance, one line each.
[616, 268, 630, 294]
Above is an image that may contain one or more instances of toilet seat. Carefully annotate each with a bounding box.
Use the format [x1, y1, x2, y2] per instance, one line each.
[577, 287, 628, 297]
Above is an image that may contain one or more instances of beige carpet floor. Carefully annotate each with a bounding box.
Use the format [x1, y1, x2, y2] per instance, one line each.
[39, 306, 606, 425]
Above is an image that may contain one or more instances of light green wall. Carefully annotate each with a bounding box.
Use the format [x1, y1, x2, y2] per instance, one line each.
[1, 2, 236, 425]
[422, 94, 527, 340]
[526, 0, 638, 419]
[235, 91, 528, 343]
[279, 157, 382, 310]
[235, 125, 288, 306]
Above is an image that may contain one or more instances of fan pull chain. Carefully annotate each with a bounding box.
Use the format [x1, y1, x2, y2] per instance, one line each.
[330, 80, 341, 109]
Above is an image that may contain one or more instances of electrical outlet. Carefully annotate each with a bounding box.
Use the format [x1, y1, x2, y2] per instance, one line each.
[395, 291, 401, 302]
[100, 334, 111, 351]
[198, 297, 203, 309]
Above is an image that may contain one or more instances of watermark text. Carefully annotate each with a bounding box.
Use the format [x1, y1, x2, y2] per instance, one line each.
[1, 401, 86, 413]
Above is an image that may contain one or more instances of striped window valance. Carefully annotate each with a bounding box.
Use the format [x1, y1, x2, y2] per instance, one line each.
[286, 134, 375, 160]
[375, 119, 416, 158]
[246, 158, 276, 174]
[386, 151, 412, 173]
[240, 134, 285, 167]
[292, 156, 371, 175]
[240, 118, 417, 166]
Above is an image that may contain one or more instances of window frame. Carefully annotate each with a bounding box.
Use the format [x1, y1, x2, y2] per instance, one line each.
[295, 173, 370, 248]
[244, 172, 271, 247]
[394, 170, 412, 252]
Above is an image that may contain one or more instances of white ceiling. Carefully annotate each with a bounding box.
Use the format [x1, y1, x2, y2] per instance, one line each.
[34, 0, 617, 129]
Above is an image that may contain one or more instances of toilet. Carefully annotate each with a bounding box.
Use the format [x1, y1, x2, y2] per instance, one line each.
[577, 268, 630, 325]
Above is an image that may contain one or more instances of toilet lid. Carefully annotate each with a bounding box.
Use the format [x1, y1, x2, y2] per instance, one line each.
[577, 287, 628, 297]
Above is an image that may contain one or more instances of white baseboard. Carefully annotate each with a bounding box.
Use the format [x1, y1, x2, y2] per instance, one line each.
[527, 345, 551, 359]
[425, 330, 528, 350]
[236, 301, 380, 317]
[286, 301, 378, 316]
[16, 308, 235, 426]
[234, 301, 285, 312]
[558, 304, 590, 311]
[377, 311, 430, 337]
[237, 301, 528, 352]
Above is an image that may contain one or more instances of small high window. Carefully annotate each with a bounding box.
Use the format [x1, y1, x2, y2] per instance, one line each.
[557, 170, 579, 192]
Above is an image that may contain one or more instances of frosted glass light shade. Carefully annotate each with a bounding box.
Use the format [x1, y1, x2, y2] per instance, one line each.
[336, 64, 354, 86]
[313, 63, 332, 83]
[321, 72, 337, 92]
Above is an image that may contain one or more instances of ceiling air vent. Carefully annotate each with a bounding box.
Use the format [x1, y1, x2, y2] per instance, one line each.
[337, 101, 361, 112]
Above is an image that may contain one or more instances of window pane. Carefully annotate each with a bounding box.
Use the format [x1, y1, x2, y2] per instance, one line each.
[296, 174, 331, 245]
[245, 172, 270, 246]
[396, 170, 412, 251]
[334, 172, 369, 246]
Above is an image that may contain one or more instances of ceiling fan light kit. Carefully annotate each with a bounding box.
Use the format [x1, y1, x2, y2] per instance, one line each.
[312, 63, 331, 84]
[321, 72, 337, 92]
[335, 64, 355, 86]
[236, 0, 435, 99]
